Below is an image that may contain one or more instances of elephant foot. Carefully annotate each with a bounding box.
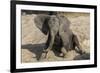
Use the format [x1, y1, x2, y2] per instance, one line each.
[39, 52, 47, 60]
[39, 48, 51, 60]
[61, 47, 67, 57]
[59, 53, 64, 57]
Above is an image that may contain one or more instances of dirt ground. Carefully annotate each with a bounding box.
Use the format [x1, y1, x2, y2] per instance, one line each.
[21, 12, 90, 63]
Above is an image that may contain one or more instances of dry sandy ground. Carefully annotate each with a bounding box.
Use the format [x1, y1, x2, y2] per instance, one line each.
[21, 12, 90, 63]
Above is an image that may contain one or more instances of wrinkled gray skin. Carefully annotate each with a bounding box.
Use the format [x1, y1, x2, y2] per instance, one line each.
[34, 14, 84, 59]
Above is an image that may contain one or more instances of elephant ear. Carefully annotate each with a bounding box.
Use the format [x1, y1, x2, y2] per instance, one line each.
[34, 14, 50, 35]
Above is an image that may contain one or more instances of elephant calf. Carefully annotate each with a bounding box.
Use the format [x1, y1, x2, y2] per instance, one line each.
[34, 13, 84, 59]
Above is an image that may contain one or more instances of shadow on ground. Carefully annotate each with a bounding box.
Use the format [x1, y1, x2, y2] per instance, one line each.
[21, 43, 45, 60]
[74, 53, 90, 60]
[21, 43, 63, 61]
[21, 43, 90, 61]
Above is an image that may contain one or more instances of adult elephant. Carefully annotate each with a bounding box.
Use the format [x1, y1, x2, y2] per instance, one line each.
[34, 13, 84, 59]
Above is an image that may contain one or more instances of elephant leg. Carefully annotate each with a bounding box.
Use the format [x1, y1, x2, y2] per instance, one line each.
[73, 34, 84, 54]
[59, 26, 68, 57]
[39, 32, 52, 60]
[59, 47, 68, 57]
[40, 30, 57, 59]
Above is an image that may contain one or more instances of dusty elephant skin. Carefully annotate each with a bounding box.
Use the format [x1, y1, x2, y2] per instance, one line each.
[34, 13, 84, 60]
